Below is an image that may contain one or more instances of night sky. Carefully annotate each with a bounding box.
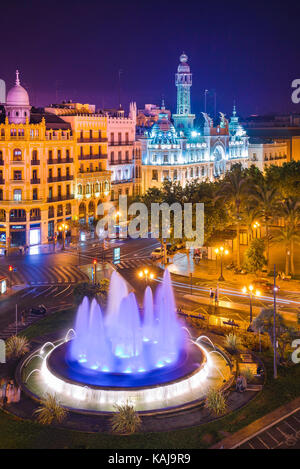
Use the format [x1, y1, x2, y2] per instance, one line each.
[1, 0, 300, 117]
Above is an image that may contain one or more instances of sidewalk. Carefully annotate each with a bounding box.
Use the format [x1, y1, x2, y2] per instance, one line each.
[211, 396, 300, 449]
[166, 251, 300, 295]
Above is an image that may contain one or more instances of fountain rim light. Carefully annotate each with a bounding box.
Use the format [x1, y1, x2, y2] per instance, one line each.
[18, 338, 223, 413]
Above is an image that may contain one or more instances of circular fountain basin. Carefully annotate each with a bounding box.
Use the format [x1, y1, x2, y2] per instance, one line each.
[18, 338, 234, 414]
[48, 341, 203, 388]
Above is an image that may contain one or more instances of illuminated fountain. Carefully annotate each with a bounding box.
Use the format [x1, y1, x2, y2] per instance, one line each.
[20, 270, 231, 413]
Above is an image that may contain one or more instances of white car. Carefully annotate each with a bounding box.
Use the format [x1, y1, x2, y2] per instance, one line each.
[150, 247, 164, 259]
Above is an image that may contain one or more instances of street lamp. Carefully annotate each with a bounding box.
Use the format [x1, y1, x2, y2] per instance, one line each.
[138, 268, 155, 285]
[215, 246, 229, 282]
[242, 285, 261, 325]
[58, 222, 69, 251]
[252, 221, 260, 239]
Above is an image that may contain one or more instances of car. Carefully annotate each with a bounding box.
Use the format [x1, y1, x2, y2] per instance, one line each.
[151, 247, 164, 259]
[30, 304, 47, 316]
[252, 279, 280, 294]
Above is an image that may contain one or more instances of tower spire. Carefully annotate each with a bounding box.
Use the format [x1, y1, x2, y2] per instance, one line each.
[173, 53, 195, 133]
[16, 70, 20, 86]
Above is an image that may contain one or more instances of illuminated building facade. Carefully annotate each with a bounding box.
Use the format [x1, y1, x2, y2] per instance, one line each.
[106, 102, 142, 202]
[140, 54, 249, 191]
[0, 73, 111, 250]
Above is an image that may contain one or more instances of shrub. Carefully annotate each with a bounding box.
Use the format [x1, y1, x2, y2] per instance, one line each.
[205, 388, 227, 416]
[241, 367, 254, 382]
[111, 402, 141, 434]
[6, 335, 30, 360]
[34, 393, 68, 425]
[225, 333, 241, 353]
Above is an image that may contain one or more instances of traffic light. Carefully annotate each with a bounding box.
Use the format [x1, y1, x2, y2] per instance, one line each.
[8, 265, 13, 272]
[93, 259, 97, 265]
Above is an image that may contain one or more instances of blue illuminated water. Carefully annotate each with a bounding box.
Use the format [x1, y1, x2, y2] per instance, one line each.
[67, 270, 186, 383]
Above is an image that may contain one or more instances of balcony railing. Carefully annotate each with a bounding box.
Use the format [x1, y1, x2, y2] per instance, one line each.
[30, 215, 41, 221]
[31, 160, 40, 165]
[47, 158, 73, 164]
[110, 159, 132, 165]
[47, 175, 74, 183]
[77, 137, 107, 143]
[0, 160, 4, 166]
[78, 154, 107, 161]
[47, 194, 74, 203]
[30, 178, 41, 184]
[109, 141, 133, 146]
[0, 179, 4, 184]
[10, 216, 26, 222]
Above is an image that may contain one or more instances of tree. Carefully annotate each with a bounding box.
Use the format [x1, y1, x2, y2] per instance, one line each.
[266, 161, 300, 198]
[34, 393, 68, 425]
[244, 239, 267, 273]
[253, 308, 298, 364]
[73, 279, 109, 304]
[111, 402, 141, 434]
[217, 165, 247, 268]
[274, 197, 300, 275]
[6, 335, 29, 360]
[252, 183, 278, 268]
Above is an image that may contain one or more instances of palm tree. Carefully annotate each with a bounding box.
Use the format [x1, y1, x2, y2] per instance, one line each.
[34, 393, 68, 425]
[218, 166, 247, 268]
[252, 184, 278, 269]
[274, 197, 300, 275]
[242, 206, 261, 244]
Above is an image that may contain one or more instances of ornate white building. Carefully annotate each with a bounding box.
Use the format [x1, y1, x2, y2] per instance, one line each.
[140, 54, 249, 191]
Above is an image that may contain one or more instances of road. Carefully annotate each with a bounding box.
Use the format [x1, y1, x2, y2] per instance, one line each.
[0, 236, 299, 337]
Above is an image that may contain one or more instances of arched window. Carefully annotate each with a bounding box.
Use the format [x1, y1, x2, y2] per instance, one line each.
[77, 184, 82, 195]
[13, 149, 22, 161]
[0, 209, 5, 221]
[65, 203, 71, 215]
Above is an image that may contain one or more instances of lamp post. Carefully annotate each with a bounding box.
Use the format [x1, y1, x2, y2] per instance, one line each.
[252, 221, 261, 239]
[273, 264, 278, 379]
[215, 247, 229, 282]
[93, 258, 97, 285]
[242, 285, 261, 325]
[58, 222, 69, 251]
[138, 268, 155, 286]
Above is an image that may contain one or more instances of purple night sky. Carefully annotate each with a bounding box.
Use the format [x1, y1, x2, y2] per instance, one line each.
[1, 0, 299, 117]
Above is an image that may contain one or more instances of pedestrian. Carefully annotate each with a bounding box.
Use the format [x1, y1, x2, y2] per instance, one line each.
[214, 288, 219, 305]
[21, 310, 25, 326]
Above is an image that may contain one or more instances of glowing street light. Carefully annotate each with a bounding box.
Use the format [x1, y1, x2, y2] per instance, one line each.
[58, 222, 69, 251]
[138, 268, 155, 285]
[214, 246, 229, 282]
[242, 285, 261, 325]
[252, 221, 261, 238]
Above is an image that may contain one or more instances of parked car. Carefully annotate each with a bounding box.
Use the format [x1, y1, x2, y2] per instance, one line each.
[30, 304, 47, 316]
[151, 247, 164, 259]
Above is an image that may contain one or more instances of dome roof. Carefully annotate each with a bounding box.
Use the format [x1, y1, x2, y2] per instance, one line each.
[177, 53, 190, 73]
[149, 113, 178, 145]
[6, 70, 29, 106]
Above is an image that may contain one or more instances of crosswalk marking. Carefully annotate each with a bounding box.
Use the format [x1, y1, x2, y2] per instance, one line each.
[0, 264, 88, 286]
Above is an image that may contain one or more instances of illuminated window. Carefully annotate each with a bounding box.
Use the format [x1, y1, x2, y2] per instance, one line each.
[13, 149, 22, 161]
[13, 189, 22, 201]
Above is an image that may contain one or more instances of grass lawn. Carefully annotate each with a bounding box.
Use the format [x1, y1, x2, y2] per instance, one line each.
[0, 308, 298, 448]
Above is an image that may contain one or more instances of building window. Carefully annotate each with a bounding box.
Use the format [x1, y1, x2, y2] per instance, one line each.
[57, 150, 61, 161]
[66, 149, 70, 161]
[48, 150, 53, 161]
[13, 189, 22, 201]
[13, 149, 22, 161]
[163, 155, 168, 164]
[57, 205, 63, 217]
[66, 203, 71, 215]
[33, 188, 38, 200]
[0, 189, 3, 201]
[152, 170, 158, 181]
[110, 132, 114, 144]
[13, 170, 22, 180]
[78, 185, 82, 195]
[48, 206, 54, 218]
[32, 150, 38, 161]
